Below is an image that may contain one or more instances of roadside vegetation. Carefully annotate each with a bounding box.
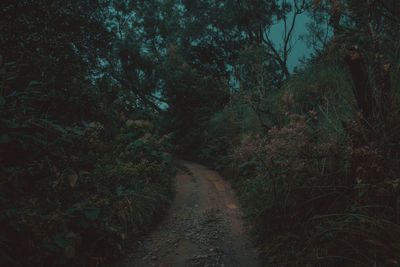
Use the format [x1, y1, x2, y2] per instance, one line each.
[0, 2, 174, 266]
[1, 0, 399, 266]
[201, 1, 400, 266]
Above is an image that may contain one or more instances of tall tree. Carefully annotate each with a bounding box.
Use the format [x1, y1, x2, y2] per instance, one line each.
[0, 0, 113, 122]
[308, 0, 399, 126]
[230, 0, 307, 80]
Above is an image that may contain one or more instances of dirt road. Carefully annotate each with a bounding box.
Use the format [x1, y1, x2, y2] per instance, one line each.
[122, 161, 261, 267]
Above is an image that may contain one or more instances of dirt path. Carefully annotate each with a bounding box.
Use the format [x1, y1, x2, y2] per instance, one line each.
[122, 161, 261, 267]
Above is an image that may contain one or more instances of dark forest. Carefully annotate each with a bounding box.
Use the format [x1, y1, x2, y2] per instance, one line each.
[1, 0, 399, 266]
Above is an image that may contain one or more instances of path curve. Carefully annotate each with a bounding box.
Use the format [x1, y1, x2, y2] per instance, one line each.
[122, 161, 261, 267]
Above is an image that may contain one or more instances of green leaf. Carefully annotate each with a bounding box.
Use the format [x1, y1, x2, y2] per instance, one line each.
[40, 214, 52, 220]
[54, 233, 69, 248]
[28, 81, 42, 87]
[5, 76, 17, 81]
[125, 143, 133, 151]
[0, 134, 10, 144]
[162, 155, 172, 163]
[53, 124, 67, 134]
[239, 158, 255, 169]
[116, 186, 124, 196]
[106, 226, 117, 232]
[126, 132, 137, 139]
[73, 128, 84, 136]
[134, 139, 144, 147]
[84, 208, 100, 220]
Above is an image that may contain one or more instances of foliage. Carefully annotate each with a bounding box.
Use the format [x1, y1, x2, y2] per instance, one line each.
[160, 45, 230, 157]
[202, 31, 400, 265]
[2, 0, 399, 266]
[0, 0, 112, 80]
[0, 63, 174, 265]
[0, 2, 175, 264]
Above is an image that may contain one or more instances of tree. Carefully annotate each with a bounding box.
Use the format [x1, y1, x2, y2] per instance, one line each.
[230, 0, 307, 80]
[0, 0, 112, 78]
[308, 0, 399, 129]
[0, 0, 114, 121]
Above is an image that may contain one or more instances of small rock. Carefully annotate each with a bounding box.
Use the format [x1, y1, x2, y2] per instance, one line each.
[151, 256, 158, 260]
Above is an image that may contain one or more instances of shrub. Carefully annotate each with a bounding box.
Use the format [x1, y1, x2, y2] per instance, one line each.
[0, 61, 175, 266]
[227, 61, 400, 265]
[203, 50, 400, 265]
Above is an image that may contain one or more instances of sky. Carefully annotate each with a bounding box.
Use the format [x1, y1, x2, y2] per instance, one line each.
[268, 11, 314, 71]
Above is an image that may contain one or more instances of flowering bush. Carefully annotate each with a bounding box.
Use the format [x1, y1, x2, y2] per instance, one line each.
[222, 65, 400, 265]
[230, 108, 400, 265]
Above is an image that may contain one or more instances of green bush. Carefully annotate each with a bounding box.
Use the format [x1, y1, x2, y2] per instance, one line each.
[0, 61, 175, 266]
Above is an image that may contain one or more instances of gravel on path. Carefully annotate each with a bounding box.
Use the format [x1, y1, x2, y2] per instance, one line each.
[122, 161, 261, 267]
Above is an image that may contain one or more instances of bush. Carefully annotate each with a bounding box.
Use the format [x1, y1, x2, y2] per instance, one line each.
[0, 61, 175, 266]
[203, 54, 400, 265]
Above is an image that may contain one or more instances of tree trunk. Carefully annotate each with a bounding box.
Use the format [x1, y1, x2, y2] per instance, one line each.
[344, 47, 375, 124]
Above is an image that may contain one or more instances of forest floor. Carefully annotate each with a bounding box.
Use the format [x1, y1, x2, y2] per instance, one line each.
[122, 161, 261, 267]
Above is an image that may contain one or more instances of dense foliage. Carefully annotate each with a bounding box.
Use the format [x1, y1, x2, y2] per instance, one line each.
[1, 0, 399, 266]
[201, 0, 400, 266]
[1, 1, 174, 266]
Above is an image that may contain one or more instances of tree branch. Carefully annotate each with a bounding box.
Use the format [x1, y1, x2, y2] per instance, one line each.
[104, 57, 162, 112]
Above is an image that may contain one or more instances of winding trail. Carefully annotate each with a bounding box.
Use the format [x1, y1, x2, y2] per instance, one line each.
[122, 161, 261, 267]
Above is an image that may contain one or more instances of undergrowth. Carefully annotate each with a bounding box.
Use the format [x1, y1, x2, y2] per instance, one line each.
[201, 53, 400, 266]
[0, 61, 175, 266]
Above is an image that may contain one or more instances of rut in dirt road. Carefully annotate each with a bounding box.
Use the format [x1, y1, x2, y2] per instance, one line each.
[122, 161, 261, 267]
